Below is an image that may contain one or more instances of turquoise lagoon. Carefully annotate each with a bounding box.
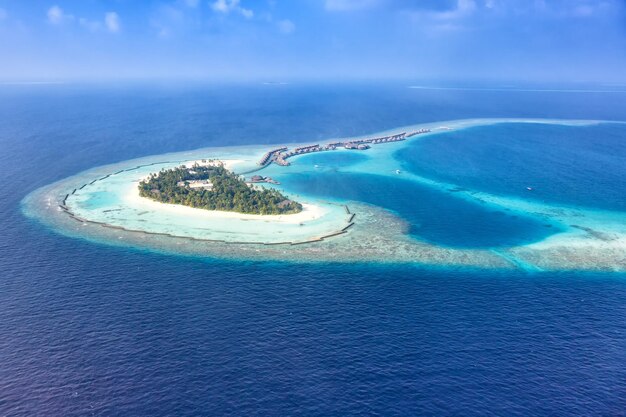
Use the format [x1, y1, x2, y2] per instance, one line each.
[23, 118, 626, 271]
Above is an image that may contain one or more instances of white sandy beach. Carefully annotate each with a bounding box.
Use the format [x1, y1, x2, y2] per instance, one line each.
[179, 158, 244, 171]
[125, 173, 327, 225]
[123, 158, 327, 224]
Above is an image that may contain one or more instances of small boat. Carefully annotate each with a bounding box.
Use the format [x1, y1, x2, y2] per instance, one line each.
[314, 165, 320, 168]
[396, 169, 401, 174]
[526, 187, 533, 191]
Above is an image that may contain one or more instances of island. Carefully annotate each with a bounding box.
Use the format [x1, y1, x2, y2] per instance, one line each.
[24, 118, 626, 271]
[138, 162, 302, 215]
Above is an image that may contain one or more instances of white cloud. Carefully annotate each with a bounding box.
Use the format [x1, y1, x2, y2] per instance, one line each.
[47, 6, 62, 24]
[105, 12, 120, 33]
[211, 0, 253, 18]
[47, 5, 73, 24]
[47, 6, 121, 33]
[277, 19, 295, 34]
[211, 0, 229, 13]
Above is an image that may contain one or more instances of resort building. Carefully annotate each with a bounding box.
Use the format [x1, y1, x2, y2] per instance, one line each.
[177, 180, 213, 190]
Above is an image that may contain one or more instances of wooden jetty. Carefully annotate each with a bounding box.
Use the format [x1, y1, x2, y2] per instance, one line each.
[257, 146, 288, 166]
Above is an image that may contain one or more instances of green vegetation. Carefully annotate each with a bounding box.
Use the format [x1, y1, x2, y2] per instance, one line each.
[139, 162, 302, 215]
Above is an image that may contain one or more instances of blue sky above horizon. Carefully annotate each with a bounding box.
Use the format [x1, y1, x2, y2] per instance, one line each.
[0, 0, 624, 83]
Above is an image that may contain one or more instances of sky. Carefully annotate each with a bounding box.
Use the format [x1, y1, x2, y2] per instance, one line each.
[0, 0, 625, 83]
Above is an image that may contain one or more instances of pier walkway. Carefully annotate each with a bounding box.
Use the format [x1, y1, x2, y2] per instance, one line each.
[255, 129, 430, 167]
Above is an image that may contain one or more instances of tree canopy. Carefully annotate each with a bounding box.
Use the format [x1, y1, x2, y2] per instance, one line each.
[138, 163, 302, 215]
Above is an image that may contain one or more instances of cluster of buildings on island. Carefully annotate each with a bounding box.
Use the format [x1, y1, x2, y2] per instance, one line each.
[176, 179, 213, 190]
[257, 129, 430, 167]
[249, 175, 280, 184]
[176, 175, 281, 191]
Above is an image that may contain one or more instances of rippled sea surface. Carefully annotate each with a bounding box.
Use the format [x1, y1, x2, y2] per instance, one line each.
[1, 82, 626, 416]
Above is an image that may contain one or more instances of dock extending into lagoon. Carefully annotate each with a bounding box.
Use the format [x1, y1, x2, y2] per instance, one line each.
[256, 129, 430, 167]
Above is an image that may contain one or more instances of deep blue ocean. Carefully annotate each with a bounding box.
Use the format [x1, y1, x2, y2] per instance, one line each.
[1, 82, 626, 416]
